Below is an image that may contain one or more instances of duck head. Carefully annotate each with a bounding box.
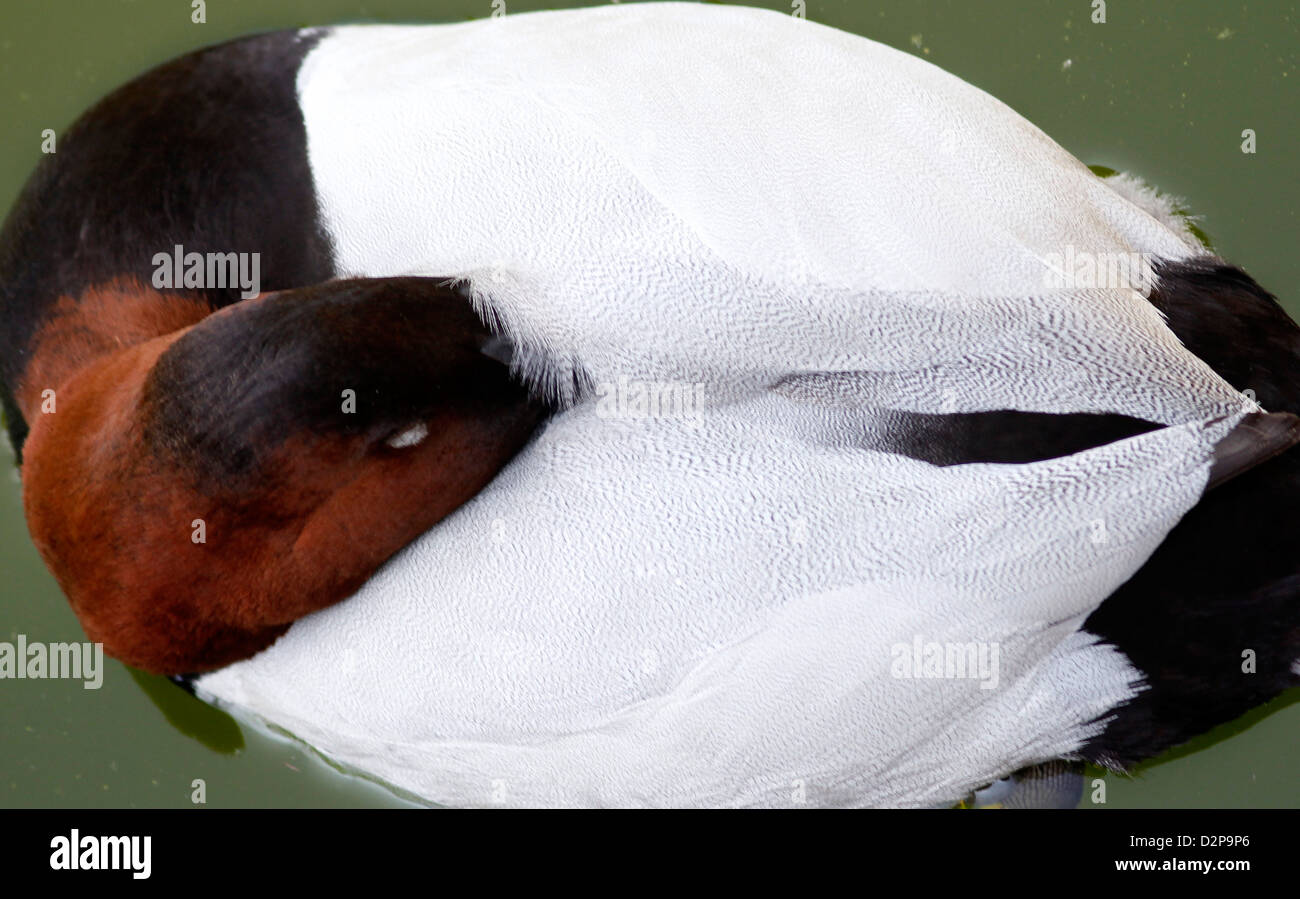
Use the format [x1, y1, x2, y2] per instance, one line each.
[16, 277, 546, 674]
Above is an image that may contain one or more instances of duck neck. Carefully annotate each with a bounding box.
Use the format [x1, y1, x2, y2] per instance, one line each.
[14, 280, 211, 425]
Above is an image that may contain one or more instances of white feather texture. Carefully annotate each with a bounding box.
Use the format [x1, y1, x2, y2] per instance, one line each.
[195, 3, 1256, 806]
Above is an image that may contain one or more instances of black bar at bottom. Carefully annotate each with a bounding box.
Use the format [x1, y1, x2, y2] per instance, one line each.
[2, 808, 1289, 883]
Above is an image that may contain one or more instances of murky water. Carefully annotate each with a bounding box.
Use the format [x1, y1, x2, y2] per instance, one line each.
[1, 0, 1296, 807]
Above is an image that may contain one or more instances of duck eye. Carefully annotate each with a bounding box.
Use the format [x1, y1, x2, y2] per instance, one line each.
[383, 422, 429, 450]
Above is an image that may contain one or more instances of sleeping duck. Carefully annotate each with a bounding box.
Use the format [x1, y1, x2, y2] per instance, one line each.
[1, 2, 1297, 807]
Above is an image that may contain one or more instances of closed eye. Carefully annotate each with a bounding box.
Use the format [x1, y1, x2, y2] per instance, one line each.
[383, 422, 429, 449]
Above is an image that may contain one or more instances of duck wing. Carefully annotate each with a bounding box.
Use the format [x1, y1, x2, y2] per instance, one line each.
[298, 4, 1241, 429]
[196, 396, 1260, 807]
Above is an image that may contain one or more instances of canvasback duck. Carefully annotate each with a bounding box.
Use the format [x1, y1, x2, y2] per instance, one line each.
[1, 2, 1298, 807]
